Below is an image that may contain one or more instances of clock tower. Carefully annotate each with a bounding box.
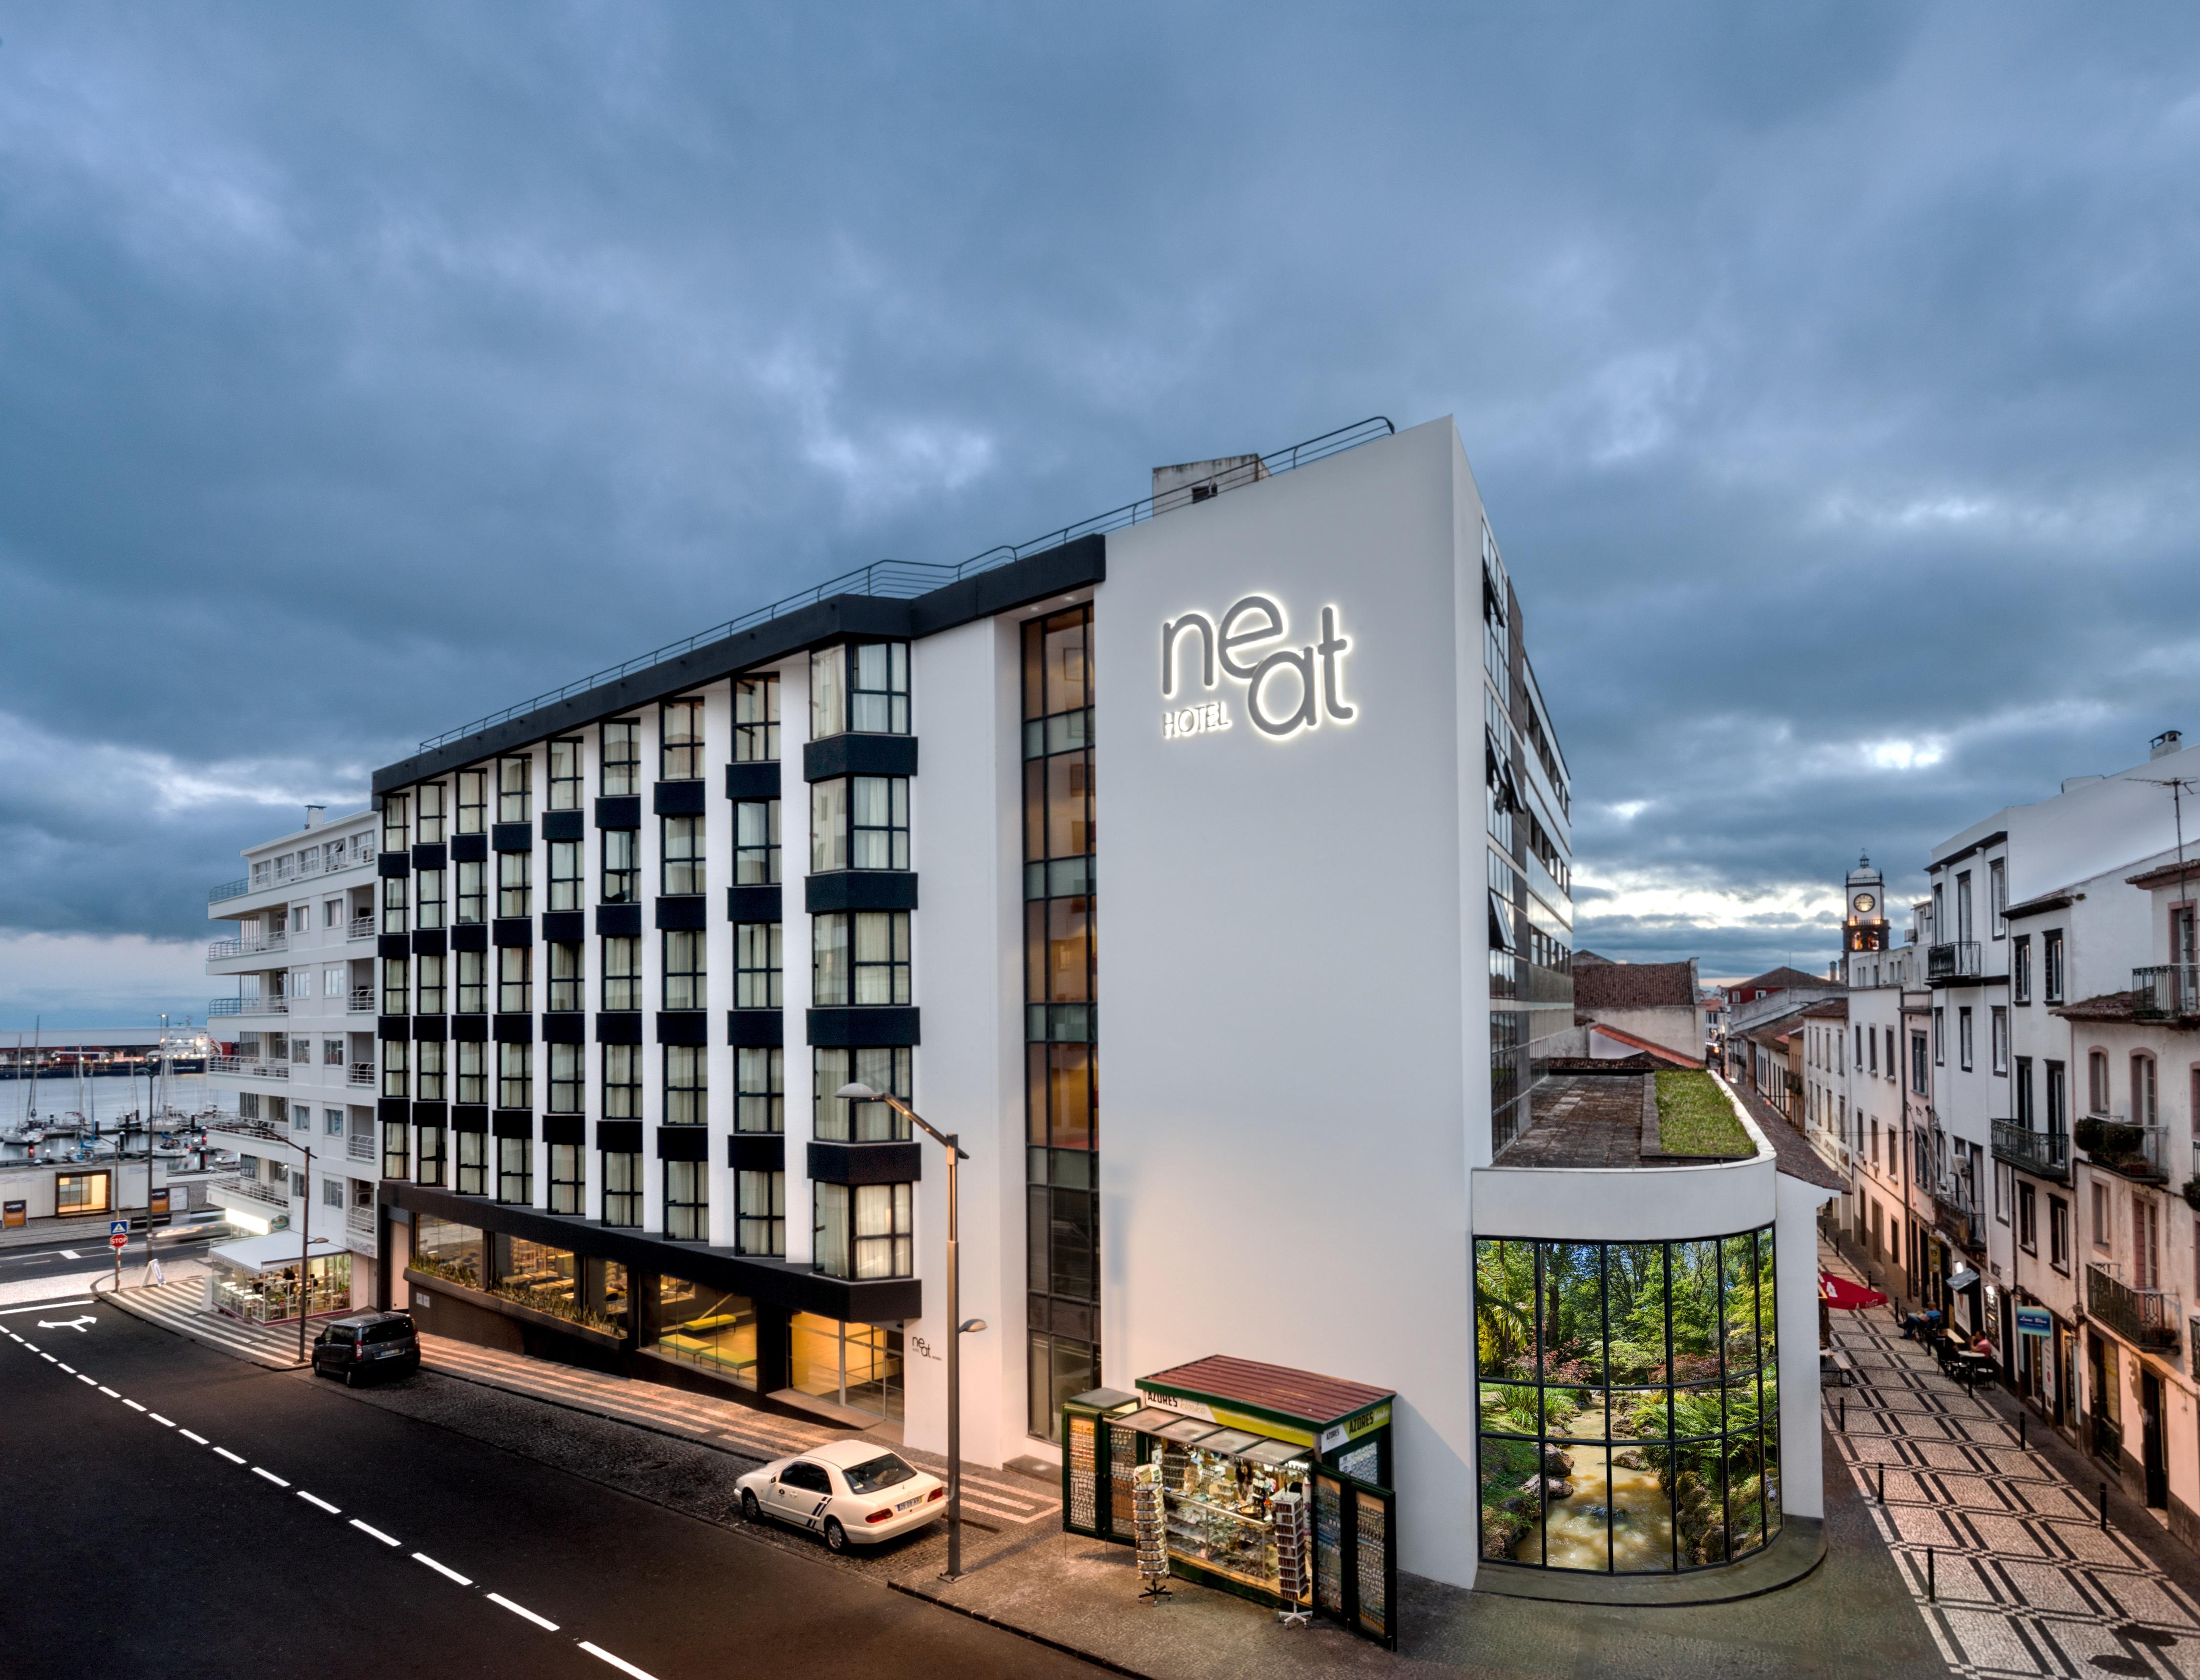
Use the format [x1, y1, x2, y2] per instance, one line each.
[1844, 852, 1889, 953]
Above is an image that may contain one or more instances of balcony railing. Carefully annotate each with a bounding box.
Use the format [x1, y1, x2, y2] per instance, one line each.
[208, 1056, 287, 1080]
[246, 838, 377, 893]
[2074, 1114, 2168, 1184]
[1928, 941, 1983, 981]
[2088, 1261, 2181, 1352]
[208, 932, 287, 961]
[210, 1171, 290, 1212]
[208, 996, 286, 1018]
[345, 1133, 374, 1164]
[209, 877, 250, 904]
[1992, 1120, 2071, 1183]
[347, 916, 376, 942]
[347, 1062, 374, 1088]
[2134, 965, 2200, 1020]
[347, 988, 373, 1013]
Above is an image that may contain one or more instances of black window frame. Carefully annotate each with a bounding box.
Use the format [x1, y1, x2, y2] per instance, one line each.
[809, 641, 910, 740]
[382, 955, 410, 1017]
[548, 839, 583, 913]
[456, 768, 487, 836]
[812, 910, 910, 1008]
[602, 1148, 641, 1226]
[498, 945, 531, 1015]
[734, 674, 780, 764]
[664, 1043, 706, 1126]
[415, 1122, 446, 1188]
[810, 775, 910, 873]
[2013, 933, 2032, 1004]
[417, 781, 447, 845]
[813, 1180, 913, 1279]
[547, 1141, 584, 1215]
[456, 1040, 486, 1106]
[734, 922, 782, 1011]
[456, 858, 486, 925]
[497, 1134, 531, 1205]
[601, 720, 641, 798]
[498, 1040, 532, 1110]
[735, 798, 780, 886]
[416, 952, 447, 1016]
[548, 736, 584, 812]
[736, 1044, 783, 1135]
[812, 1046, 910, 1142]
[736, 1167, 785, 1257]
[456, 1128, 488, 1196]
[456, 948, 486, 1015]
[601, 828, 638, 905]
[661, 697, 705, 781]
[602, 1042, 640, 1120]
[498, 850, 532, 918]
[664, 1159, 707, 1242]
[662, 930, 706, 1012]
[547, 1040, 583, 1115]
[416, 868, 446, 931]
[2044, 929, 2065, 1004]
[661, 814, 705, 896]
[416, 1037, 447, 1102]
[381, 875, 408, 935]
[601, 935, 640, 1012]
[547, 941, 583, 1014]
[498, 755, 531, 824]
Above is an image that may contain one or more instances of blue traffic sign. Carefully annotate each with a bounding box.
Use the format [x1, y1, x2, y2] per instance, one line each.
[109, 1220, 129, 1237]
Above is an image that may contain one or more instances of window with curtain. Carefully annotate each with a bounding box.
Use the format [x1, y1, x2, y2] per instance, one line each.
[812, 1047, 910, 1142]
[499, 850, 532, 917]
[547, 942, 583, 1013]
[664, 1160, 707, 1241]
[498, 1041, 531, 1109]
[661, 698, 704, 780]
[734, 675, 779, 763]
[602, 936, 640, 1011]
[498, 756, 531, 823]
[548, 738, 583, 811]
[662, 931, 705, 1012]
[602, 1044, 639, 1119]
[735, 922, 781, 1010]
[498, 947, 531, 1014]
[457, 769, 487, 835]
[417, 782, 447, 844]
[814, 1181, 913, 1279]
[601, 828, 638, 904]
[735, 800, 779, 885]
[664, 1045, 706, 1125]
[736, 1046, 783, 1134]
[601, 721, 640, 797]
[737, 1170, 785, 1256]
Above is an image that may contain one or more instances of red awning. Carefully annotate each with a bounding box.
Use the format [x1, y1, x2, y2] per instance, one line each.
[1820, 1271, 1888, 1310]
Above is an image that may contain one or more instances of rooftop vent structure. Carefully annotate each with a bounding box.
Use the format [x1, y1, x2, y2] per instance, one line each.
[1152, 454, 1268, 516]
[2153, 729, 2184, 761]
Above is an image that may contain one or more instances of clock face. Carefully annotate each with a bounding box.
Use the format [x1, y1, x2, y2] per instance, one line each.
[1853, 893, 1876, 914]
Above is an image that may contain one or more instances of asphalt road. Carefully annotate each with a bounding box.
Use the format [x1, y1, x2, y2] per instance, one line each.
[0, 1222, 230, 1283]
[0, 1292, 1097, 1680]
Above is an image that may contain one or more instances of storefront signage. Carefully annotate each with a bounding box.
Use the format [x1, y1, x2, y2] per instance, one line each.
[1317, 1403, 1392, 1455]
[2015, 1307, 2052, 1337]
[1137, 1386, 1317, 1448]
[1160, 596, 1354, 741]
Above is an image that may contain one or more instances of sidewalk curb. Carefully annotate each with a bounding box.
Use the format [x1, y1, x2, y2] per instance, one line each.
[884, 1578, 1159, 1680]
[416, 1355, 783, 1464]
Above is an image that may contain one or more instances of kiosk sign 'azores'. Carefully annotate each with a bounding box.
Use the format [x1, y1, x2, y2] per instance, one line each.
[1159, 595, 1353, 741]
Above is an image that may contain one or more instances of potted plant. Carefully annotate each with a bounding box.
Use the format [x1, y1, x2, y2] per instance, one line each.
[2183, 1177, 2200, 1213]
[2074, 1116, 2108, 1155]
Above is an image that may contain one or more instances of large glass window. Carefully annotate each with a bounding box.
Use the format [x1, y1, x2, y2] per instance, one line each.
[413, 1214, 483, 1288]
[548, 738, 583, 811]
[456, 949, 486, 1014]
[416, 869, 446, 932]
[790, 1314, 902, 1423]
[382, 955, 410, 1016]
[455, 1127, 487, 1196]
[664, 1160, 707, 1241]
[456, 1040, 486, 1106]
[813, 911, 910, 1006]
[498, 1135, 531, 1203]
[601, 828, 638, 905]
[736, 1046, 783, 1134]
[498, 1041, 531, 1109]
[661, 698, 704, 781]
[498, 946, 531, 1014]
[602, 1148, 641, 1226]
[499, 850, 531, 918]
[735, 921, 782, 1010]
[665, 1044, 706, 1125]
[415, 1121, 446, 1187]
[416, 1037, 447, 1101]
[810, 643, 909, 739]
[734, 675, 779, 764]
[602, 935, 640, 1011]
[498, 756, 531, 823]
[737, 1170, 785, 1256]
[456, 859, 486, 925]
[1475, 1227, 1779, 1575]
[815, 1182, 913, 1280]
[380, 1037, 408, 1099]
[549, 840, 583, 912]
[457, 769, 487, 835]
[603, 1043, 640, 1119]
[662, 815, 704, 895]
[735, 799, 780, 885]
[547, 1042, 582, 1114]
[547, 942, 583, 1013]
[663, 931, 705, 1011]
[814, 1047, 910, 1141]
[382, 791, 411, 854]
[811, 777, 909, 873]
[417, 782, 447, 845]
[381, 876, 408, 936]
[601, 721, 640, 797]
[655, 1278, 756, 1388]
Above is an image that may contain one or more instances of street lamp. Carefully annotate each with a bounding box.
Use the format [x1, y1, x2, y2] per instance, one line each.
[836, 1081, 979, 1580]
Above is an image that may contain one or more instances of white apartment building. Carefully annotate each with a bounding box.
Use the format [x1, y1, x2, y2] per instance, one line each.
[203, 805, 382, 1318]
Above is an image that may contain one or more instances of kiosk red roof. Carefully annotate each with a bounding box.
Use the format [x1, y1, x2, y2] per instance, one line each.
[1140, 1355, 1394, 1427]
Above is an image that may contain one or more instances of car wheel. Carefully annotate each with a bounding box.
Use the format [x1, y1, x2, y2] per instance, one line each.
[343, 1368, 357, 1389]
[823, 1518, 848, 1553]
[740, 1490, 760, 1522]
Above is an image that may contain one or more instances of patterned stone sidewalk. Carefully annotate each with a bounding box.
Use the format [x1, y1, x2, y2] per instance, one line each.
[1822, 1240, 2200, 1677]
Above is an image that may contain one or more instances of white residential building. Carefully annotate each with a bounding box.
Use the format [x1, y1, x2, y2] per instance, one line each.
[203, 805, 382, 1318]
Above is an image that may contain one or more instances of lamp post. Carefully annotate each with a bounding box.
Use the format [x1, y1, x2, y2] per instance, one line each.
[836, 1081, 982, 1580]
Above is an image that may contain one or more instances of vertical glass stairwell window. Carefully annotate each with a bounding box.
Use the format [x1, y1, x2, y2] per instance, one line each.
[1021, 602, 1097, 1441]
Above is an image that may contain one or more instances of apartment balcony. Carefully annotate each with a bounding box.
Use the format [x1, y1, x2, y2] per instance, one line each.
[1932, 1175, 1985, 1256]
[347, 915, 375, 942]
[2074, 1114, 2167, 1185]
[201, 1115, 302, 1160]
[209, 931, 287, 962]
[2088, 1261, 2181, 1353]
[347, 1062, 374, 1089]
[345, 1131, 374, 1164]
[344, 1203, 378, 1258]
[208, 1055, 288, 1080]
[210, 877, 250, 905]
[209, 1172, 292, 1221]
[2133, 965, 2200, 1020]
[1928, 941, 1983, 982]
[347, 988, 373, 1014]
[208, 996, 288, 1019]
[1992, 1120, 2071, 1184]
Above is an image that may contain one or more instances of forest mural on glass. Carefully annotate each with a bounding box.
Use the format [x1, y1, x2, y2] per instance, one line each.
[1475, 1226, 1779, 1573]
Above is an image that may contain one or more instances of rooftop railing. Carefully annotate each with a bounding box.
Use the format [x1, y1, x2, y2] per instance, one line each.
[209, 878, 250, 904]
[418, 417, 1397, 752]
[1928, 941, 1983, 981]
[2133, 965, 2200, 1020]
[2088, 1261, 2181, 1352]
[1991, 1120, 2070, 1183]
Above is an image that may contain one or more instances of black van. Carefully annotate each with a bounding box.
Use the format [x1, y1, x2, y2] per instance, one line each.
[311, 1311, 419, 1386]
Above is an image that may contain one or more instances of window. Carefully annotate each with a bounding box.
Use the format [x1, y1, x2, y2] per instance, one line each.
[417, 953, 447, 1015]
[498, 850, 531, 918]
[813, 911, 910, 1006]
[416, 1038, 447, 1101]
[457, 1040, 487, 1105]
[810, 776, 911, 874]
[416, 868, 446, 931]
[382, 956, 410, 1016]
[2136, 1194, 2161, 1291]
[1933, 1008, 1945, 1066]
[1989, 859, 2007, 938]
[602, 1043, 640, 1119]
[2092, 1181, 2111, 1250]
[1956, 871, 1973, 945]
[814, 1182, 913, 1279]
[1885, 1028, 1895, 1080]
[547, 942, 583, 1012]
[2047, 1059, 2067, 1133]
[661, 698, 704, 781]
[456, 949, 486, 1015]
[456, 859, 485, 925]
[2132, 1054, 2158, 1126]
[661, 815, 704, 895]
[457, 769, 487, 835]
[2013, 934, 2031, 1003]
[1911, 1033, 1928, 1094]
[548, 1143, 583, 1215]
[813, 1047, 911, 1142]
[382, 791, 411, 853]
[737, 1169, 785, 1256]
[602, 936, 640, 1012]
[601, 721, 640, 797]
[664, 1160, 707, 1240]
[498, 1041, 532, 1109]
[665, 1044, 707, 1125]
[1990, 1007, 2008, 1076]
[499, 946, 531, 1014]
[325, 899, 342, 930]
[662, 931, 706, 1011]
[415, 1123, 446, 1188]
[1866, 1025, 1876, 1076]
[549, 840, 582, 912]
[456, 1128, 487, 1196]
[1853, 1024, 1863, 1067]
[324, 1036, 344, 1064]
[601, 828, 638, 904]
[811, 642, 909, 739]
[547, 1041, 583, 1114]
[2015, 1056, 2034, 1125]
[736, 1046, 783, 1134]
[2018, 1184, 2036, 1251]
[418, 781, 447, 845]
[324, 1178, 344, 1209]
[498, 1135, 531, 1204]
[735, 923, 782, 1010]
[383, 1120, 410, 1181]
[2088, 1049, 2110, 1115]
[2044, 929, 2065, 1003]
[602, 1148, 640, 1226]
[735, 800, 780, 885]
[734, 675, 779, 764]
[381, 876, 408, 935]
[380, 1037, 408, 1099]
[498, 756, 531, 823]
[549, 738, 583, 811]
[2050, 1197, 2070, 1270]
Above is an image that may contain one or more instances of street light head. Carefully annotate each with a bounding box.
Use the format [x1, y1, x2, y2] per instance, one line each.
[958, 1319, 987, 1335]
[836, 1082, 881, 1101]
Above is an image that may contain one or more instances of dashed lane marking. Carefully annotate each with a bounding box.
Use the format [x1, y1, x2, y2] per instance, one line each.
[213, 1447, 247, 1465]
[75, 1374, 95, 1386]
[122, 1399, 145, 1412]
[350, 1520, 400, 1547]
[579, 1641, 661, 1680]
[97, 1386, 119, 1397]
[180, 1429, 208, 1445]
[298, 1491, 341, 1514]
[487, 1593, 558, 1631]
[148, 1413, 173, 1427]
[412, 1551, 473, 1586]
[252, 1467, 291, 1488]
[56, 1363, 75, 1373]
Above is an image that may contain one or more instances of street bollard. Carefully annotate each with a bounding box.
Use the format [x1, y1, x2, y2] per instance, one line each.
[2019, 1412, 2027, 1452]
[1927, 1546, 1936, 1602]
[1840, 1395, 1847, 1433]
[1879, 1463, 1886, 1504]
[2100, 1483, 2109, 1531]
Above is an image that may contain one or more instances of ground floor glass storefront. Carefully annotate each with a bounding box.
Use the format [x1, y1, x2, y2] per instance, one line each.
[215, 1253, 351, 1324]
[654, 1278, 757, 1388]
[790, 1313, 902, 1423]
[1475, 1225, 1780, 1573]
[409, 1214, 629, 1336]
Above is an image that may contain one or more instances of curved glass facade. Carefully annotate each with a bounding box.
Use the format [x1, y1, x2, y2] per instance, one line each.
[1474, 1226, 1779, 1573]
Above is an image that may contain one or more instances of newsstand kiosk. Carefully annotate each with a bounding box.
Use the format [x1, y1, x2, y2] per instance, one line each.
[1062, 1354, 1398, 1648]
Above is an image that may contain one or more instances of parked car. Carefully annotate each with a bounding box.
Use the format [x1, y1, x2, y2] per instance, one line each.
[736, 1439, 945, 1551]
[310, 1311, 419, 1386]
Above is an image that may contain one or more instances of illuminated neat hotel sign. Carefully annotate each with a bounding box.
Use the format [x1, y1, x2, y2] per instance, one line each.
[1159, 595, 1354, 741]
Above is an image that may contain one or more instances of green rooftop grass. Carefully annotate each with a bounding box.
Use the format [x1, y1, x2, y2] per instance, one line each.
[1655, 1069, 1754, 1158]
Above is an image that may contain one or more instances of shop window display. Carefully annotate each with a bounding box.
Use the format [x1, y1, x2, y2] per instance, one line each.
[653, 1277, 757, 1388]
[1474, 1226, 1779, 1574]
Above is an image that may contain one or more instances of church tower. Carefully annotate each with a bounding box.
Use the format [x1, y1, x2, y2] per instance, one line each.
[1843, 851, 1890, 954]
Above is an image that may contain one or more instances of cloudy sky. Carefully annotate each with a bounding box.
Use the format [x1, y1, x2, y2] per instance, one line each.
[2, 4, 2196, 1024]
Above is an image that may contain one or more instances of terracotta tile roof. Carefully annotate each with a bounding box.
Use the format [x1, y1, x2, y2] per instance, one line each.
[1139, 1354, 1393, 1427]
[1800, 998, 1849, 1020]
[1730, 966, 1837, 995]
[1583, 1021, 1702, 1068]
[1572, 960, 1697, 1009]
[2053, 991, 2200, 1028]
[2127, 861, 2200, 893]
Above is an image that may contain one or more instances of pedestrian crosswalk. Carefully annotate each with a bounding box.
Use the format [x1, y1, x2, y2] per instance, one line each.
[107, 1279, 307, 1368]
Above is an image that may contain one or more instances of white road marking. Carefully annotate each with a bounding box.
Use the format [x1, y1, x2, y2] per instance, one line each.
[579, 1641, 661, 1680]
[486, 1593, 558, 1631]
[75, 1374, 96, 1386]
[56, 1363, 75, 1373]
[38, 1315, 95, 1332]
[40, 1353, 56, 1363]
[123, 1399, 146, 1412]
[0, 1299, 91, 1315]
[180, 1429, 208, 1445]
[213, 1448, 247, 1464]
[97, 1386, 119, 1397]
[149, 1413, 174, 1427]
[297, 1491, 341, 1514]
[252, 1467, 291, 1488]
[59, 1249, 80, 1260]
[350, 1520, 400, 1547]
[411, 1551, 472, 1586]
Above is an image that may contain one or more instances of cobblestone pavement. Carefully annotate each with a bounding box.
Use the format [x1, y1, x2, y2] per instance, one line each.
[1823, 1240, 2200, 1677]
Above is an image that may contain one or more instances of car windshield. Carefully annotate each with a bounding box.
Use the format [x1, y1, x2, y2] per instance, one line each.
[363, 1320, 413, 1344]
[841, 1453, 917, 1494]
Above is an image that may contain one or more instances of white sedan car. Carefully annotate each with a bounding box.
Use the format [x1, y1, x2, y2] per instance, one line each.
[737, 1439, 946, 1551]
